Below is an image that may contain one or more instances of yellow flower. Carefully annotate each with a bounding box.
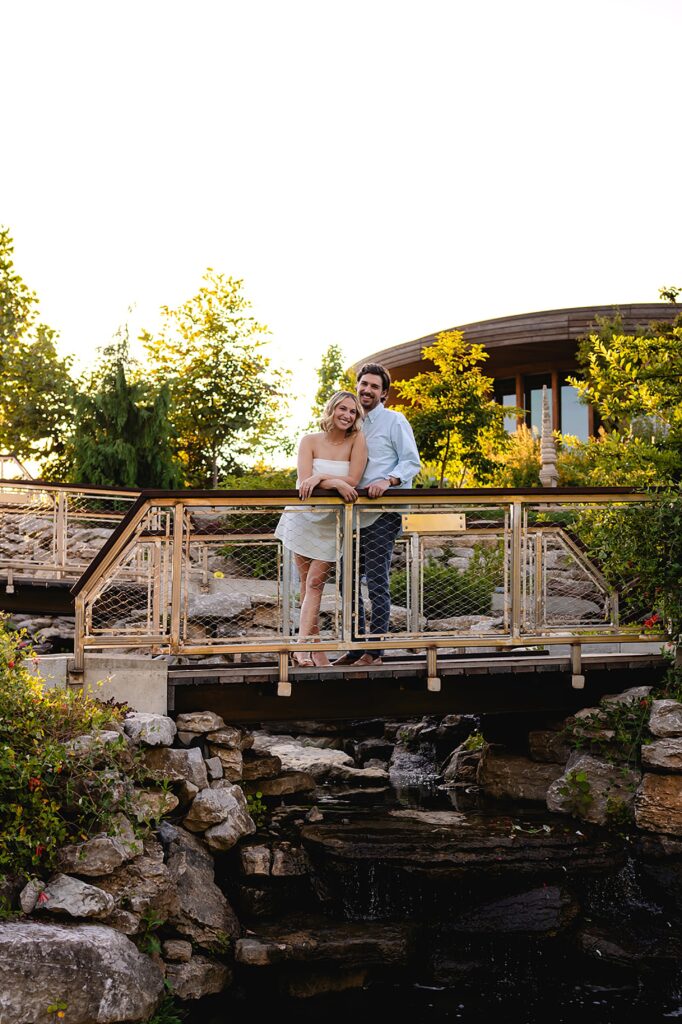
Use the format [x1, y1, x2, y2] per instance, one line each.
[213, 571, 225, 579]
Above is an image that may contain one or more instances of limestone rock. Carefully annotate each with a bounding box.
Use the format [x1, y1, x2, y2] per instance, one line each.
[641, 737, 682, 772]
[479, 750, 564, 803]
[242, 752, 282, 780]
[144, 746, 209, 789]
[66, 731, 126, 757]
[251, 733, 353, 779]
[235, 919, 412, 968]
[547, 754, 641, 825]
[130, 788, 180, 822]
[203, 787, 256, 852]
[649, 700, 682, 738]
[175, 779, 200, 808]
[93, 839, 178, 919]
[635, 773, 682, 835]
[328, 763, 390, 785]
[165, 955, 231, 1000]
[207, 745, 243, 780]
[175, 711, 226, 733]
[36, 874, 114, 919]
[602, 686, 652, 706]
[124, 712, 177, 747]
[159, 824, 240, 947]
[206, 726, 245, 749]
[242, 772, 316, 797]
[19, 877, 45, 914]
[442, 745, 482, 784]
[162, 939, 193, 962]
[0, 922, 163, 1023]
[240, 845, 272, 876]
[205, 756, 224, 780]
[183, 785, 252, 835]
[57, 816, 143, 877]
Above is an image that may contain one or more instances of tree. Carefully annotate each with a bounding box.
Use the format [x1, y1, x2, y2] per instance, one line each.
[392, 330, 511, 487]
[68, 338, 182, 488]
[0, 228, 75, 468]
[308, 344, 351, 427]
[143, 271, 291, 487]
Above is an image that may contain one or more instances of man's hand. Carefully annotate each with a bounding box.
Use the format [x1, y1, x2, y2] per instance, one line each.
[367, 478, 392, 499]
[298, 474, 322, 499]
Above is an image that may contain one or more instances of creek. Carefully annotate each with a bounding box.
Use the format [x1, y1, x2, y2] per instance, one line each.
[180, 714, 682, 1023]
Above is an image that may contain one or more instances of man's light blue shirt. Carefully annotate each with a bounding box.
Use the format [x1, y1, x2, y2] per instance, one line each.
[359, 403, 421, 489]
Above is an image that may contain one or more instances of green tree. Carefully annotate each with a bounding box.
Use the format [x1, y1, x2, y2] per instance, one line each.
[143, 271, 291, 487]
[308, 343, 352, 427]
[0, 228, 75, 468]
[69, 339, 182, 488]
[393, 330, 512, 487]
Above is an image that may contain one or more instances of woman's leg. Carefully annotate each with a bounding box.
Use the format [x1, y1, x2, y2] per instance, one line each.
[293, 555, 314, 665]
[298, 557, 333, 666]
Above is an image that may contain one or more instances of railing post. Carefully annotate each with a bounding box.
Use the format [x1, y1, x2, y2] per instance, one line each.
[72, 594, 85, 674]
[571, 643, 585, 690]
[341, 502, 355, 645]
[534, 531, 543, 631]
[409, 533, 420, 634]
[55, 492, 67, 578]
[282, 546, 294, 637]
[169, 502, 185, 652]
[510, 501, 523, 640]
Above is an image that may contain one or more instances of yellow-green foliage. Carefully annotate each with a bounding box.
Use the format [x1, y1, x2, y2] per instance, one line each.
[0, 621, 150, 880]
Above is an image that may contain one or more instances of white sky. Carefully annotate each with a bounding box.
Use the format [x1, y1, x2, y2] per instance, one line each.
[2, 0, 681, 440]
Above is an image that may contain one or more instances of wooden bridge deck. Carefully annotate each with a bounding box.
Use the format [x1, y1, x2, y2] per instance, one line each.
[168, 648, 668, 723]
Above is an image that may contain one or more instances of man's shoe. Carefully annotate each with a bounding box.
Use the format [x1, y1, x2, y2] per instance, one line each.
[354, 653, 382, 666]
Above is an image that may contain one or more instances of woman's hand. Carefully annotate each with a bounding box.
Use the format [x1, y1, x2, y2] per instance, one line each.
[298, 474, 322, 500]
[333, 480, 358, 503]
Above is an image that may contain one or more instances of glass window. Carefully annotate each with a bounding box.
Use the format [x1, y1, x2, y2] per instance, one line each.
[494, 379, 518, 434]
[525, 375, 551, 435]
[560, 378, 589, 441]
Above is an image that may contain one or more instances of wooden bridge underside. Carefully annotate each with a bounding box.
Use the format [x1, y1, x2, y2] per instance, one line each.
[168, 650, 668, 723]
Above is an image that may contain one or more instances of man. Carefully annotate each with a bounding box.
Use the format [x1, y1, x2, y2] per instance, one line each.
[335, 362, 421, 666]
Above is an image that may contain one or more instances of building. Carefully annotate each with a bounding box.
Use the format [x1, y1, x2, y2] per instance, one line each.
[355, 303, 677, 439]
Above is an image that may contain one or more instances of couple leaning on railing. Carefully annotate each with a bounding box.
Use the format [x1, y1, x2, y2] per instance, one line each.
[274, 362, 421, 669]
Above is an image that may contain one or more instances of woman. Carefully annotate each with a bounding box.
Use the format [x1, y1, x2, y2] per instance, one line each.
[275, 391, 367, 666]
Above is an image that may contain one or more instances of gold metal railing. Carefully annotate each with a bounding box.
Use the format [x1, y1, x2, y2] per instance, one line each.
[70, 488, 666, 692]
[0, 480, 139, 591]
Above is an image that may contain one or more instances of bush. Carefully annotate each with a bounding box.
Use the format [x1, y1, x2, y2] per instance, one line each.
[390, 542, 503, 619]
[0, 621, 151, 880]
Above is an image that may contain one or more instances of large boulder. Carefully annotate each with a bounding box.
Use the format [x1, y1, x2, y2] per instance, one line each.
[546, 754, 641, 825]
[143, 746, 209, 789]
[202, 787, 256, 852]
[0, 922, 163, 1023]
[649, 700, 682, 738]
[641, 737, 682, 772]
[33, 874, 114, 919]
[159, 824, 241, 947]
[92, 839, 178, 921]
[175, 711, 226, 733]
[57, 816, 143, 877]
[252, 733, 353, 780]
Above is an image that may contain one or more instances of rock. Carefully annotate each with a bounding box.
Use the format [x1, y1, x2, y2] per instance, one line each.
[641, 737, 682, 772]
[162, 938, 193, 962]
[241, 845, 272, 876]
[243, 772, 316, 797]
[355, 738, 395, 765]
[176, 730, 204, 747]
[235, 918, 412, 968]
[143, 747, 209, 789]
[165, 955, 232, 1000]
[442, 744, 482, 785]
[271, 843, 309, 877]
[124, 712, 177, 747]
[602, 686, 652, 706]
[0, 922, 163, 1023]
[206, 726, 246, 749]
[450, 886, 578, 933]
[106, 909, 141, 935]
[205, 756, 224, 780]
[251, 734, 353, 779]
[528, 730, 571, 764]
[578, 923, 682, 971]
[93, 840, 178, 919]
[57, 816, 143, 877]
[19, 877, 46, 914]
[203, 788, 256, 852]
[206, 744, 243, 780]
[306, 806, 324, 823]
[175, 779, 200, 807]
[649, 700, 682, 738]
[130, 788, 180, 822]
[159, 824, 241, 947]
[183, 785, 254, 838]
[242, 751, 282, 780]
[66, 731, 126, 757]
[635, 773, 682, 835]
[35, 874, 114, 919]
[479, 750, 564, 803]
[175, 711, 226, 734]
[547, 754, 640, 825]
[329, 763, 390, 785]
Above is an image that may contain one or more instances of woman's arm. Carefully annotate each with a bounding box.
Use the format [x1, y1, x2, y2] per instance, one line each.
[297, 436, 321, 499]
[316, 433, 368, 500]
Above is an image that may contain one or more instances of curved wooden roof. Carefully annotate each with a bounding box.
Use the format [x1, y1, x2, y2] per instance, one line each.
[354, 303, 678, 380]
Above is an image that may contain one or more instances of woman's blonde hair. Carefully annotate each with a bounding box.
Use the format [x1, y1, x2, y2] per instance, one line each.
[319, 390, 364, 436]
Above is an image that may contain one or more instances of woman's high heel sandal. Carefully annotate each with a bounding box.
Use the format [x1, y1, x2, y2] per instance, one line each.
[290, 651, 314, 668]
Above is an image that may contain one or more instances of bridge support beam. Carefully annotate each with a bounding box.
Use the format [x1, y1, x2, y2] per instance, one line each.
[571, 643, 585, 689]
[277, 652, 291, 697]
[427, 647, 441, 692]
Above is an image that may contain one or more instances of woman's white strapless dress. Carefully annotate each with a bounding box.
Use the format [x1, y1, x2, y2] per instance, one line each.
[274, 458, 349, 562]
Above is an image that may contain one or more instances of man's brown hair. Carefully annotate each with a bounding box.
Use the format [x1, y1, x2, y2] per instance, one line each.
[356, 362, 391, 400]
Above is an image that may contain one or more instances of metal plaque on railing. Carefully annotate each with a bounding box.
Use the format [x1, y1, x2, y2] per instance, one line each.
[401, 512, 466, 533]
